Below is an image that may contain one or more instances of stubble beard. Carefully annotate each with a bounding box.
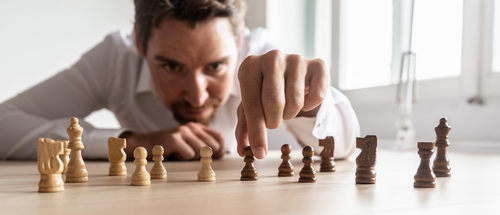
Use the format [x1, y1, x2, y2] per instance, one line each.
[170, 97, 222, 126]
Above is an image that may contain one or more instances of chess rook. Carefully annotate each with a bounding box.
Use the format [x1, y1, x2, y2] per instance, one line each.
[151, 145, 167, 179]
[298, 146, 317, 183]
[37, 138, 65, 193]
[198, 146, 216, 182]
[414, 142, 436, 188]
[319, 136, 335, 172]
[59, 140, 70, 175]
[433, 117, 451, 177]
[65, 117, 89, 183]
[278, 144, 294, 177]
[355, 135, 377, 184]
[241, 146, 258, 181]
[108, 137, 127, 176]
[131, 147, 151, 186]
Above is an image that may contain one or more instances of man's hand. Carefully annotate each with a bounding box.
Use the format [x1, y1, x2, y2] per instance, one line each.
[122, 122, 224, 160]
[235, 50, 329, 159]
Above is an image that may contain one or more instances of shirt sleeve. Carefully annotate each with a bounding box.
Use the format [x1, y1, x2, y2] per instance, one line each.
[283, 86, 360, 159]
[0, 33, 128, 160]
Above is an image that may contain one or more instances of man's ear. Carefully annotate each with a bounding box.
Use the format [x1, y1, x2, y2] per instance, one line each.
[134, 25, 145, 56]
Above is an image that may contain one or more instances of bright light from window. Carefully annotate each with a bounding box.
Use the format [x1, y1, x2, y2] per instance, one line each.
[412, 0, 463, 80]
[339, 0, 393, 90]
[493, 0, 500, 73]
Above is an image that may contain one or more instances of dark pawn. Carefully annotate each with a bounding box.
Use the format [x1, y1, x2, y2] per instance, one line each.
[319, 136, 335, 172]
[278, 144, 294, 177]
[298, 146, 317, 183]
[355, 135, 377, 184]
[433, 117, 451, 177]
[414, 142, 436, 188]
[241, 146, 258, 181]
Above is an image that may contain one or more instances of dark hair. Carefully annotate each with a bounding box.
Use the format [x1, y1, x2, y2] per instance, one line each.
[134, 0, 247, 52]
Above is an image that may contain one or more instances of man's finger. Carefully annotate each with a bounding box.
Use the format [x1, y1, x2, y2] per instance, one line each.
[303, 59, 328, 111]
[198, 123, 225, 159]
[186, 122, 220, 152]
[283, 54, 305, 120]
[235, 103, 249, 157]
[260, 50, 285, 129]
[238, 56, 268, 159]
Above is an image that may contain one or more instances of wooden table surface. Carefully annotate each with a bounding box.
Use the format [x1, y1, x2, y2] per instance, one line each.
[0, 149, 499, 215]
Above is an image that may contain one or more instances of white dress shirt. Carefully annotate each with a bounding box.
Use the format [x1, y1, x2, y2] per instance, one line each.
[0, 28, 360, 160]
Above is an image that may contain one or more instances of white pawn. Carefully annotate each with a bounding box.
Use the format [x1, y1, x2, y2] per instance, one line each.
[131, 147, 151, 186]
[150, 145, 167, 179]
[197, 146, 216, 182]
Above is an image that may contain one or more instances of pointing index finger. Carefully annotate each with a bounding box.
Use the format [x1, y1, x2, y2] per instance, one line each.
[238, 56, 268, 159]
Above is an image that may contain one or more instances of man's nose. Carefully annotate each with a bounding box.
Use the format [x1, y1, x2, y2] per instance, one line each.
[183, 71, 209, 107]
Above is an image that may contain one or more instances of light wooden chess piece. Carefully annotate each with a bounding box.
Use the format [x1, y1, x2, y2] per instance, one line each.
[414, 142, 436, 188]
[278, 144, 294, 177]
[131, 147, 151, 186]
[37, 138, 65, 193]
[298, 146, 317, 183]
[150, 145, 167, 179]
[108, 137, 127, 176]
[197, 146, 216, 182]
[241, 146, 258, 181]
[59, 140, 70, 175]
[319, 136, 335, 172]
[65, 117, 88, 183]
[355, 135, 377, 184]
[433, 117, 451, 177]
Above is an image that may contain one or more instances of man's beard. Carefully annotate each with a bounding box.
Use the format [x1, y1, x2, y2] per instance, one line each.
[170, 97, 222, 125]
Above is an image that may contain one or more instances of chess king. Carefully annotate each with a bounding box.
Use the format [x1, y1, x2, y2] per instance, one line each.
[0, 0, 360, 161]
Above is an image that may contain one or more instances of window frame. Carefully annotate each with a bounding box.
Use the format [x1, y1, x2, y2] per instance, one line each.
[329, 0, 498, 107]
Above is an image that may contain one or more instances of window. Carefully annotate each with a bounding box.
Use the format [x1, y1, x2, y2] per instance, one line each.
[338, 0, 464, 91]
[492, 0, 500, 72]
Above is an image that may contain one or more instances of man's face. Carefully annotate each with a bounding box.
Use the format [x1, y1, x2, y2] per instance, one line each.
[141, 17, 239, 125]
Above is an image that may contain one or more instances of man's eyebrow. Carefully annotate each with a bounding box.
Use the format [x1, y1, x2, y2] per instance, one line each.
[154, 55, 180, 64]
[208, 56, 230, 65]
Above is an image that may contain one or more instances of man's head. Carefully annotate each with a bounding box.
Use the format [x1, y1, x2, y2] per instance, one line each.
[133, 0, 247, 125]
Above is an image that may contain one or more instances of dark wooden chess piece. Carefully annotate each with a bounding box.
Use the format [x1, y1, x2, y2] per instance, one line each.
[241, 146, 258, 181]
[414, 142, 436, 188]
[319, 136, 335, 172]
[298, 146, 317, 183]
[433, 117, 451, 177]
[278, 144, 294, 177]
[355, 135, 377, 184]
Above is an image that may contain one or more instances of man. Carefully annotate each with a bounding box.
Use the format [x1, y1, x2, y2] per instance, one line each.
[0, 0, 359, 160]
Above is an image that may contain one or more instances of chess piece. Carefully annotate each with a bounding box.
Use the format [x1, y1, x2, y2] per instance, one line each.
[65, 117, 89, 183]
[298, 146, 317, 183]
[433, 117, 451, 177]
[319, 136, 335, 172]
[37, 138, 65, 193]
[150, 145, 167, 179]
[59, 140, 70, 175]
[278, 144, 294, 177]
[108, 137, 127, 176]
[355, 135, 377, 184]
[241, 146, 258, 181]
[198, 146, 216, 182]
[131, 147, 151, 186]
[414, 142, 436, 188]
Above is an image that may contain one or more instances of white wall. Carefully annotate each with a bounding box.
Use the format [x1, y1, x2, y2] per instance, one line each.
[0, 0, 134, 128]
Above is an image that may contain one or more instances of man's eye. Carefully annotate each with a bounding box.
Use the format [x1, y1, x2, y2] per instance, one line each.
[207, 62, 222, 72]
[163, 63, 181, 73]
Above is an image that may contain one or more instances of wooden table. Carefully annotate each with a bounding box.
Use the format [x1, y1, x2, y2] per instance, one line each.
[0, 149, 499, 214]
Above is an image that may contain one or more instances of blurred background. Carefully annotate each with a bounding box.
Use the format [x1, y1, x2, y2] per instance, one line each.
[1, 0, 499, 152]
